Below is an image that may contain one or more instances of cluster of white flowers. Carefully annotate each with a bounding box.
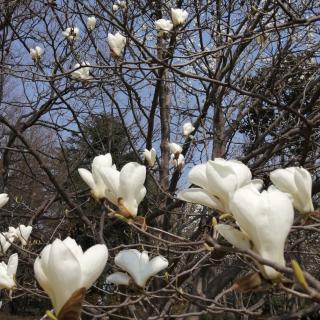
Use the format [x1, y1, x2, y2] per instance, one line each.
[112, 0, 126, 11]
[32, 8, 187, 76]
[0, 147, 315, 317]
[8, 1, 319, 316]
[155, 8, 188, 36]
[1, 224, 32, 255]
[0, 195, 33, 257]
[0, 194, 12, 291]
[0, 195, 32, 292]
[178, 160, 314, 279]
[143, 122, 194, 171]
[30, 150, 169, 316]
[169, 142, 185, 170]
[33, 238, 168, 317]
[5, 225, 33, 247]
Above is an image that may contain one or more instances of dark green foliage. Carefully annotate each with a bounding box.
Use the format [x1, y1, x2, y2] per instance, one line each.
[67, 114, 136, 169]
[239, 53, 319, 163]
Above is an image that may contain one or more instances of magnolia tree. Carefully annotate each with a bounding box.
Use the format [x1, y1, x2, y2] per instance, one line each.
[0, 0, 320, 319]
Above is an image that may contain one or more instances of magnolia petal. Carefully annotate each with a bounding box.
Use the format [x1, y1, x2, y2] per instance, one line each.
[271, 167, 314, 213]
[230, 186, 294, 279]
[215, 224, 251, 250]
[136, 187, 147, 205]
[80, 244, 108, 289]
[118, 163, 146, 217]
[188, 164, 210, 190]
[0, 263, 15, 290]
[100, 167, 120, 205]
[248, 179, 264, 191]
[270, 168, 296, 194]
[0, 194, 9, 208]
[78, 168, 96, 191]
[146, 256, 169, 278]
[47, 239, 82, 314]
[38, 244, 52, 275]
[106, 272, 131, 286]
[7, 253, 18, 276]
[228, 160, 252, 188]
[206, 159, 252, 203]
[62, 237, 83, 260]
[294, 168, 314, 212]
[92, 154, 113, 170]
[35, 244, 56, 308]
[177, 188, 224, 211]
[0, 234, 11, 254]
[115, 249, 141, 276]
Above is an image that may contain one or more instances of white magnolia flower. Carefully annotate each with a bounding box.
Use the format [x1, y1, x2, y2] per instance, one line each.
[100, 162, 146, 217]
[112, 4, 119, 11]
[30, 46, 44, 61]
[228, 185, 294, 279]
[34, 237, 108, 315]
[0, 193, 9, 208]
[171, 8, 188, 26]
[2, 225, 32, 247]
[270, 167, 314, 213]
[15, 225, 33, 246]
[0, 253, 18, 290]
[87, 16, 97, 31]
[177, 159, 256, 213]
[114, 249, 168, 287]
[106, 272, 131, 286]
[79, 156, 146, 216]
[107, 32, 126, 57]
[78, 154, 115, 200]
[0, 234, 11, 255]
[215, 224, 252, 251]
[71, 62, 91, 80]
[171, 153, 185, 170]
[143, 148, 156, 167]
[183, 122, 195, 137]
[169, 142, 182, 155]
[62, 27, 80, 41]
[155, 19, 173, 35]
